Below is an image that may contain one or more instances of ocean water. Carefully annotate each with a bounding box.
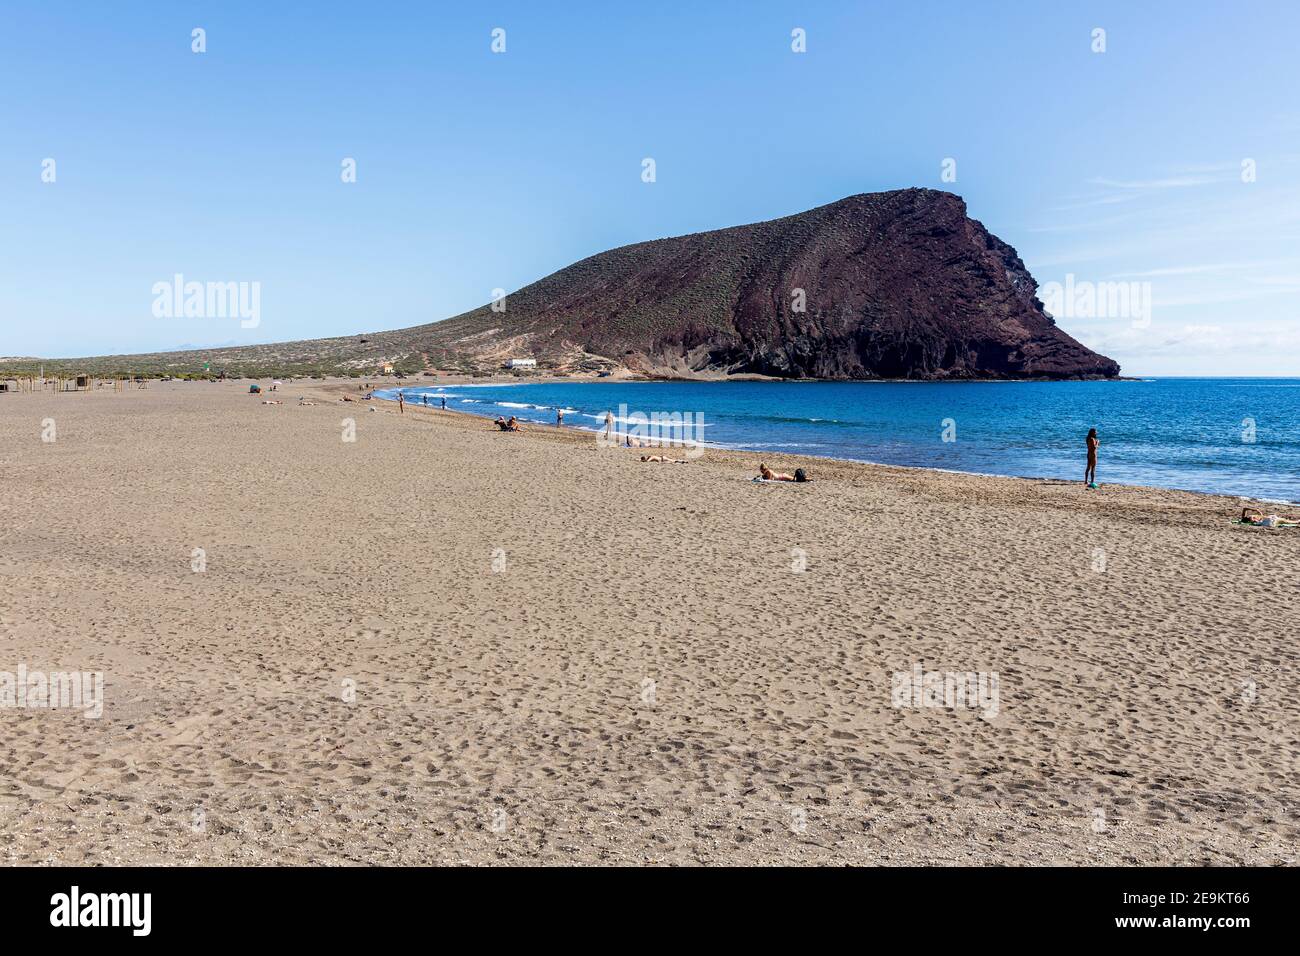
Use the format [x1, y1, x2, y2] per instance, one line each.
[377, 379, 1300, 502]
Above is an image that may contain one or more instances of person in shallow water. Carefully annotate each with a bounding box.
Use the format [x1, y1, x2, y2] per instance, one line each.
[1085, 428, 1100, 487]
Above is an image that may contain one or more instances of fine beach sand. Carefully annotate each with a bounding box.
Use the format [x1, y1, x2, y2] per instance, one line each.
[1, 378, 1297, 865]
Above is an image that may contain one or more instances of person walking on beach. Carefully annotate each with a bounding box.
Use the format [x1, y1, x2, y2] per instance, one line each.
[397, 391, 404, 414]
[441, 396, 446, 410]
[556, 408, 564, 428]
[1085, 428, 1100, 487]
[604, 410, 614, 440]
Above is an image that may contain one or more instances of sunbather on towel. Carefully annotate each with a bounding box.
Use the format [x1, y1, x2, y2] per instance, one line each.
[641, 455, 687, 463]
[1241, 508, 1300, 527]
[756, 464, 811, 483]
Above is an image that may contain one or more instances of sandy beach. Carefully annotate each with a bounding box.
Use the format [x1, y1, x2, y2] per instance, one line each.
[0, 378, 1296, 865]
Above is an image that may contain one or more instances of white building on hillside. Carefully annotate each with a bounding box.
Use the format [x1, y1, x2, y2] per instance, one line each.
[504, 358, 537, 369]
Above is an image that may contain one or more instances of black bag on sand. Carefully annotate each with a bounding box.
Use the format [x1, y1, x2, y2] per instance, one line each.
[794, 468, 808, 482]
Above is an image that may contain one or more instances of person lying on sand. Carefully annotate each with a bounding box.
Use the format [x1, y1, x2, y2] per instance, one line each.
[758, 464, 811, 483]
[1241, 508, 1300, 528]
[641, 455, 687, 463]
[341, 395, 354, 402]
[261, 399, 282, 405]
[298, 399, 316, 406]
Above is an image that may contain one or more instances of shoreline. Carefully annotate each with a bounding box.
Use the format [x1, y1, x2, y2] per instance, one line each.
[367, 381, 1293, 511]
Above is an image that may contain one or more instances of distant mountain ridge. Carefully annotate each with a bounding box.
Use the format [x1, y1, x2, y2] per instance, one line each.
[8, 190, 1119, 380]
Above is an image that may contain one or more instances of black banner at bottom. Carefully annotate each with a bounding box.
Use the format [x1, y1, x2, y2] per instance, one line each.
[0, 865, 1287, 941]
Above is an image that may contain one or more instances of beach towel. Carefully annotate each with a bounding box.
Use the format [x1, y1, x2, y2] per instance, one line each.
[752, 470, 811, 484]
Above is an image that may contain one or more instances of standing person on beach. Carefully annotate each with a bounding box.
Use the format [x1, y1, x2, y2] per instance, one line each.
[556, 408, 564, 428]
[397, 391, 404, 414]
[1085, 428, 1100, 487]
[441, 396, 446, 410]
[604, 410, 614, 440]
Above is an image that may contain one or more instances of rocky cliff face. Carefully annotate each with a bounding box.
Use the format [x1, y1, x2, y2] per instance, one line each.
[424, 189, 1119, 379]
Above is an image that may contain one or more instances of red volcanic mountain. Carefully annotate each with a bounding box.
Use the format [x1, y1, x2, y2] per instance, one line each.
[423, 188, 1117, 379]
[13, 189, 1117, 380]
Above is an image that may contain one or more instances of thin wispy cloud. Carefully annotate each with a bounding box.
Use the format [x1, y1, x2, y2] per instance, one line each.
[1166, 161, 1246, 175]
[1108, 258, 1300, 278]
[1048, 193, 1141, 213]
[1153, 286, 1300, 308]
[1087, 175, 1218, 189]
[1026, 209, 1152, 235]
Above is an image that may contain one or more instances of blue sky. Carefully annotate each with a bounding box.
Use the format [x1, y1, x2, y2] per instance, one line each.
[2, 1, 1297, 374]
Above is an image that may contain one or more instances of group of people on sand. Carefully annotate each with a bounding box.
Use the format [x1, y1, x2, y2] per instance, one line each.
[394, 390, 448, 412]
[494, 415, 522, 432]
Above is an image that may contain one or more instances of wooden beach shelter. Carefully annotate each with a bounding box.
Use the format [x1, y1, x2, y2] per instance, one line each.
[0, 378, 21, 394]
